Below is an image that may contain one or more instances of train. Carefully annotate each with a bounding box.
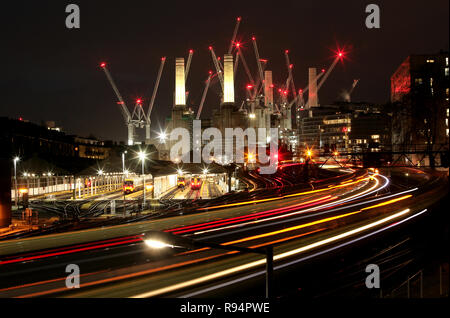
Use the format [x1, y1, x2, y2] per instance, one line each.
[190, 176, 202, 190]
[123, 178, 135, 194]
[177, 176, 186, 188]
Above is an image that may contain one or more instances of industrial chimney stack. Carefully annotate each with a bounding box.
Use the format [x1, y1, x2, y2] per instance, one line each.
[308, 67, 318, 108]
[264, 70, 273, 109]
[175, 57, 186, 107]
[223, 54, 235, 104]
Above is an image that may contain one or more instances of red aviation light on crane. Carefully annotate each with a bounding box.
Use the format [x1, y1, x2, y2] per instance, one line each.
[208, 70, 213, 75]
[289, 64, 293, 69]
[161, 57, 166, 61]
[278, 88, 282, 93]
[208, 46, 213, 50]
[283, 90, 288, 95]
[189, 49, 193, 53]
[270, 84, 274, 88]
[217, 57, 221, 60]
[136, 99, 142, 104]
[235, 42, 241, 48]
[252, 36, 256, 41]
[237, 16, 241, 21]
[285, 49, 289, 54]
[299, 89, 303, 93]
[246, 84, 253, 89]
[321, 68, 325, 73]
[100, 62, 106, 68]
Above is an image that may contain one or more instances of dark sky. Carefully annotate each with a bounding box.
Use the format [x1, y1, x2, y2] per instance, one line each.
[2, 0, 448, 143]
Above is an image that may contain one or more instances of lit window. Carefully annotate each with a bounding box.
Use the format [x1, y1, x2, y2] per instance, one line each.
[447, 57, 449, 66]
[426, 59, 435, 63]
[446, 68, 449, 76]
[371, 135, 380, 139]
[415, 78, 423, 85]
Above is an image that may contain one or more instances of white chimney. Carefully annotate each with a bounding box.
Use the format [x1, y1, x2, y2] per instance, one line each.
[223, 54, 234, 104]
[175, 58, 186, 106]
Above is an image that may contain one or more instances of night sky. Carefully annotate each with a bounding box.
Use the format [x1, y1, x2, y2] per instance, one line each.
[2, 0, 448, 143]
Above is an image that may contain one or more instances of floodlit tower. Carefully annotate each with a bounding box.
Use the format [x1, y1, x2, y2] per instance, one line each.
[175, 58, 186, 107]
[223, 54, 235, 104]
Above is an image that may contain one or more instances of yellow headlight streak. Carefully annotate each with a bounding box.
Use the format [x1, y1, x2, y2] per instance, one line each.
[132, 207, 411, 298]
[220, 194, 411, 246]
[192, 174, 385, 236]
[197, 175, 373, 212]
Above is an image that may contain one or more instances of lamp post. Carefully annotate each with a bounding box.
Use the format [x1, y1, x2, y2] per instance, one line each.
[138, 151, 147, 208]
[13, 157, 19, 208]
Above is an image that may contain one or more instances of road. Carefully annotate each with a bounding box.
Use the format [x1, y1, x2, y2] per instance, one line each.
[0, 167, 447, 298]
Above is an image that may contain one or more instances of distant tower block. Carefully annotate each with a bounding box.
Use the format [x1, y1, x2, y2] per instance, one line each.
[175, 58, 186, 106]
[223, 54, 235, 104]
[308, 67, 318, 107]
[264, 70, 273, 109]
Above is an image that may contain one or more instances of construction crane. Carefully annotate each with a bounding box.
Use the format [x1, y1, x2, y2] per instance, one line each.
[228, 17, 241, 54]
[100, 58, 166, 145]
[343, 79, 359, 102]
[196, 71, 213, 119]
[209, 46, 224, 92]
[236, 43, 256, 97]
[146, 57, 166, 141]
[185, 50, 193, 81]
[100, 62, 134, 145]
[284, 50, 297, 106]
[317, 51, 344, 91]
[252, 36, 265, 95]
[184, 50, 194, 102]
[304, 51, 343, 107]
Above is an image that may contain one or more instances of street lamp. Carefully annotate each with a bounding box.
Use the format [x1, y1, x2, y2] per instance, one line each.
[158, 131, 167, 144]
[138, 151, 147, 207]
[13, 157, 19, 208]
[122, 151, 127, 176]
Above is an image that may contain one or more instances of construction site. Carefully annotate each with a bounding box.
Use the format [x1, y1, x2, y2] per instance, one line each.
[99, 17, 365, 163]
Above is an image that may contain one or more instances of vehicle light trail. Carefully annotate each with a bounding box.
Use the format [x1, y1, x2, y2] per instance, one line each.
[196, 174, 371, 211]
[189, 174, 387, 236]
[217, 195, 412, 246]
[132, 208, 412, 298]
[168, 195, 335, 234]
[179, 208, 427, 298]
[0, 236, 143, 266]
[198, 187, 418, 241]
